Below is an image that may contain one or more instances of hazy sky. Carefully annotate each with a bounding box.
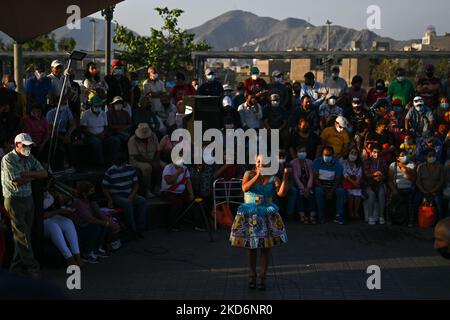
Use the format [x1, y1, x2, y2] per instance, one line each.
[91, 0, 450, 40]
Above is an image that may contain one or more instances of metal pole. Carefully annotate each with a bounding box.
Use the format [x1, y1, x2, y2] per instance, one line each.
[13, 42, 23, 93]
[102, 6, 115, 75]
[48, 59, 72, 172]
[91, 18, 96, 63]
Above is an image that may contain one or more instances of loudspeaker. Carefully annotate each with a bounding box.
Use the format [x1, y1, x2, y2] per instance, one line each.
[183, 95, 223, 136]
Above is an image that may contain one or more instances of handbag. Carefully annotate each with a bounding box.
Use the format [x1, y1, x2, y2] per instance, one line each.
[418, 197, 437, 228]
[215, 203, 234, 229]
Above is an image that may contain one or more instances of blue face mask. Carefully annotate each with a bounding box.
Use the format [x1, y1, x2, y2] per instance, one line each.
[323, 156, 333, 163]
[297, 152, 307, 160]
[394, 107, 403, 113]
[114, 68, 124, 76]
[440, 103, 449, 110]
[399, 155, 409, 164]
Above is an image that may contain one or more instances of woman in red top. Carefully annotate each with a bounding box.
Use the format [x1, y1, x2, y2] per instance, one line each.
[169, 73, 196, 104]
[20, 103, 50, 161]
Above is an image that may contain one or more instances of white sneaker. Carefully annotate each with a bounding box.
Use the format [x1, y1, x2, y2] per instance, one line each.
[379, 217, 386, 225]
[111, 240, 122, 251]
[368, 218, 376, 225]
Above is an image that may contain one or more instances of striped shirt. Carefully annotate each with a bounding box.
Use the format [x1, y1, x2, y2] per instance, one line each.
[1, 150, 44, 198]
[102, 164, 138, 198]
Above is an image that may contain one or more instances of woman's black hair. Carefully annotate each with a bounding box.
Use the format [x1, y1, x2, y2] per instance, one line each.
[395, 148, 408, 159]
[84, 62, 99, 82]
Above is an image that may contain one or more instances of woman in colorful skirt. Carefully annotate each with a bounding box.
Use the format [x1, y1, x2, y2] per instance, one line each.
[230, 154, 289, 290]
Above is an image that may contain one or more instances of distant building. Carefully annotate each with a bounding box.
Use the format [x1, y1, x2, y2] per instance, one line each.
[404, 27, 450, 51]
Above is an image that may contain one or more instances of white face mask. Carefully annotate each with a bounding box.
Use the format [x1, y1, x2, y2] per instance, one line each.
[397, 76, 405, 82]
[206, 75, 215, 81]
[21, 146, 32, 157]
[279, 159, 286, 165]
[43, 192, 55, 210]
[336, 125, 344, 133]
[349, 154, 358, 162]
[6, 82, 16, 91]
[251, 74, 259, 80]
[329, 98, 337, 106]
[274, 77, 283, 83]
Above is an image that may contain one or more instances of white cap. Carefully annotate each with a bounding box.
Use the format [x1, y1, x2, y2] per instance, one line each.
[413, 96, 424, 106]
[51, 60, 63, 68]
[222, 96, 233, 107]
[335, 116, 348, 128]
[14, 133, 34, 146]
[223, 84, 233, 91]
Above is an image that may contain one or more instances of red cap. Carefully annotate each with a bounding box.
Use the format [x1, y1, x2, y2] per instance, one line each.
[111, 59, 124, 68]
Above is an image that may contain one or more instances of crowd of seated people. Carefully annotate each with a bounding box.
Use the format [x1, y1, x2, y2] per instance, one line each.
[1, 59, 450, 274]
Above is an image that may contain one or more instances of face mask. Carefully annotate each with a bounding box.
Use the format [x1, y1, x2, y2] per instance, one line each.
[440, 103, 449, 110]
[279, 159, 286, 165]
[43, 192, 55, 210]
[427, 157, 437, 164]
[336, 126, 344, 133]
[6, 82, 15, 91]
[323, 156, 332, 163]
[349, 154, 358, 162]
[274, 77, 283, 83]
[251, 74, 259, 80]
[271, 101, 280, 108]
[152, 73, 159, 80]
[21, 146, 32, 157]
[224, 124, 234, 130]
[297, 152, 307, 160]
[36, 71, 46, 80]
[399, 156, 409, 164]
[328, 99, 337, 106]
[436, 247, 450, 260]
[174, 159, 184, 167]
[415, 105, 424, 112]
[114, 104, 122, 111]
[394, 107, 403, 113]
[114, 68, 124, 76]
[206, 75, 215, 81]
[332, 73, 339, 79]
[397, 76, 405, 82]
[31, 111, 41, 119]
[93, 107, 102, 113]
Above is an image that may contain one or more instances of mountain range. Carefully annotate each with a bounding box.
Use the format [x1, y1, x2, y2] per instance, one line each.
[0, 10, 418, 52]
[188, 10, 418, 51]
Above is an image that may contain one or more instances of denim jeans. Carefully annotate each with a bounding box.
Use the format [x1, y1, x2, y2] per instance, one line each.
[112, 195, 148, 232]
[314, 186, 346, 223]
[297, 190, 317, 216]
[77, 224, 107, 255]
[84, 134, 105, 167]
[285, 186, 298, 216]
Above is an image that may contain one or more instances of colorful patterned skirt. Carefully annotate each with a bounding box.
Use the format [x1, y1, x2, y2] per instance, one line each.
[229, 194, 288, 249]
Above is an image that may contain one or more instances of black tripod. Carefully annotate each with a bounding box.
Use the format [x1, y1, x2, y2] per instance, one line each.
[169, 197, 214, 242]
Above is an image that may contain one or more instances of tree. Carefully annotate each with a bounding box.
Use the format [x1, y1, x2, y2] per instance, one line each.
[22, 33, 57, 71]
[58, 37, 77, 52]
[435, 58, 450, 79]
[113, 7, 211, 80]
[371, 59, 400, 84]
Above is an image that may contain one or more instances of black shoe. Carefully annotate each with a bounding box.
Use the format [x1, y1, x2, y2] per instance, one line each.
[257, 278, 266, 291]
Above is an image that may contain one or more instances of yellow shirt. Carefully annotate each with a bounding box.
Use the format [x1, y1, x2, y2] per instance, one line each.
[320, 126, 350, 157]
[400, 143, 416, 159]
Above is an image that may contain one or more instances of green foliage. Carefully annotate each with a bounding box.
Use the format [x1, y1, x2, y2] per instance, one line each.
[58, 37, 77, 52]
[370, 59, 400, 83]
[435, 59, 450, 78]
[113, 7, 211, 80]
[22, 33, 56, 52]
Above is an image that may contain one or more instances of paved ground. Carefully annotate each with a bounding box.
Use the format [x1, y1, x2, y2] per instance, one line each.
[43, 220, 450, 300]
